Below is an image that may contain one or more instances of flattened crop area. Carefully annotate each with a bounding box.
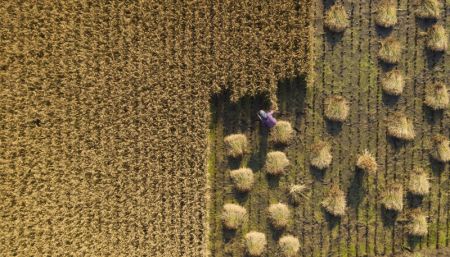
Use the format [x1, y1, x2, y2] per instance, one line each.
[208, 0, 449, 256]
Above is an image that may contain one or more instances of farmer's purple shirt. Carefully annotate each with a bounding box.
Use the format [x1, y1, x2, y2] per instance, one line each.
[263, 112, 277, 128]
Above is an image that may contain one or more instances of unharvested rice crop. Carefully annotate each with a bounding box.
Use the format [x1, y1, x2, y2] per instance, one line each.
[424, 83, 449, 110]
[265, 151, 290, 175]
[378, 37, 402, 64]
[416, 0, 441, 19]
[224, 134, 249, 158]
[427, 24, 448, 52]
[230, 168, 254, 192]
[310, 140, 332, 169]
[382, 183, 403, 212]
[408, 168, 430, 196]
[321, 185, 346, 217]
[244, 232, 267, 256]
[431, 134, 450, 163]
[381, 70, 405, 96]
[222, 203, 247, 230]
[408, 209, 428, 237]
[387, 112, 415, 141]
[324, 4, 349, 33]
[324, 95, 350, 122]
[376, 0, 398, 28]
[1, 1, 313, 256]
[270, 121, 294, 145]
[356, 150, 378, 174]
[278, 235, 300, 257]
[268, 203, 291, 229]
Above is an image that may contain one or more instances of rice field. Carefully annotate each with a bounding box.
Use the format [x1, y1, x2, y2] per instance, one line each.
[1, 0, 448, 256]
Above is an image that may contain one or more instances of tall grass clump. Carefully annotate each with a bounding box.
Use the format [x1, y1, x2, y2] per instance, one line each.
[408, 168, 430, 196]
[427, 24, 448, 52]
[279, 235, 300, 257]
[245, 232, 267, 256]
[265, 151, 290, 175]
[222, 203, 247, 229]
[416, 0, 441, 19]
[325, 95, 349, 122]
[310, 140, 332, 169]
[376, 0, 398, 27]
[324, 4, 349, 33]
[230, 168, 254, 192]
[268, 203, 290, 229]
[408, 209, 428, 237]
[321, 185, 346, 217]
[356, 150, 377, 174]
[378, 37, 401, 64]
[382, 183, 403, 212]
[224, 134, 249, 158]
[387, 112, 415, 141]
[381, 70, 405, 96]
[270, 121, 294, 145]
[431, 134, 450, 163]
[289, 184, 307, 205]
[424, 83, 449, 110]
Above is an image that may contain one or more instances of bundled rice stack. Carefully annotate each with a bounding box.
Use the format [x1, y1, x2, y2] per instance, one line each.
[222, 203, 247, 229]
[224, 134, 249, 158]
[310, 140, 332, 169]
[382, 183, 403, 212]
[321, 185, 346, 217]
[324, 4, 350, 33]
[230, 168, 254, 192]
[268, 203, 291, 229]
[265, 151, 290, 175]
[356, 150, 378, 175]
[387, 112, 415, 141]
[376, 0, 398, 27]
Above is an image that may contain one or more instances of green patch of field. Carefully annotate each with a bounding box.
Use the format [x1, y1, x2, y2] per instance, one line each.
[207, 0, 449, 256]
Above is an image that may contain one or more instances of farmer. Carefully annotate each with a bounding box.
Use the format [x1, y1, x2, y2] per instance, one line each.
[257, 110, 277, 128]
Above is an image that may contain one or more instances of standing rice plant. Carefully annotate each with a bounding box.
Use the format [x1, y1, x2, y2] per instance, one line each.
[265, 151, 290, 175]
[289, 184, 308, 205]
[268, 203, 290, 229]
[376, 0, 398, 28]
[381, 70, 405, 96]
[322, 185, 346, 217]
[378, 37, 402, 64]
[408, 168, 430, 196]
[387, 112, 415, 141]
[424, 83, 449, 110]
[408, 209, 428, 237]
[382, 183, 403, 212]
[431, 134, 450, 163]
[279, 235, 300, 257]
[325, 95, 349, 122]
[230, 168, 254, 192]
[310, 140, 332, 169]
[224, 134, 249, 158]
[245, 231, 267, 256]
[356, 149, 378, 174]
[270, 121, 294, 145]
[222, 203, 247, 229]
[427, 24, 448, 52]
[416, 0, 441, 19]
[324, 4, 349, 33]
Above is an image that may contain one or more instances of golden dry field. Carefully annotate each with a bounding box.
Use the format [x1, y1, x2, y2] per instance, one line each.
[1, 1, 311, 256]
[1, 0, 449, 257]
